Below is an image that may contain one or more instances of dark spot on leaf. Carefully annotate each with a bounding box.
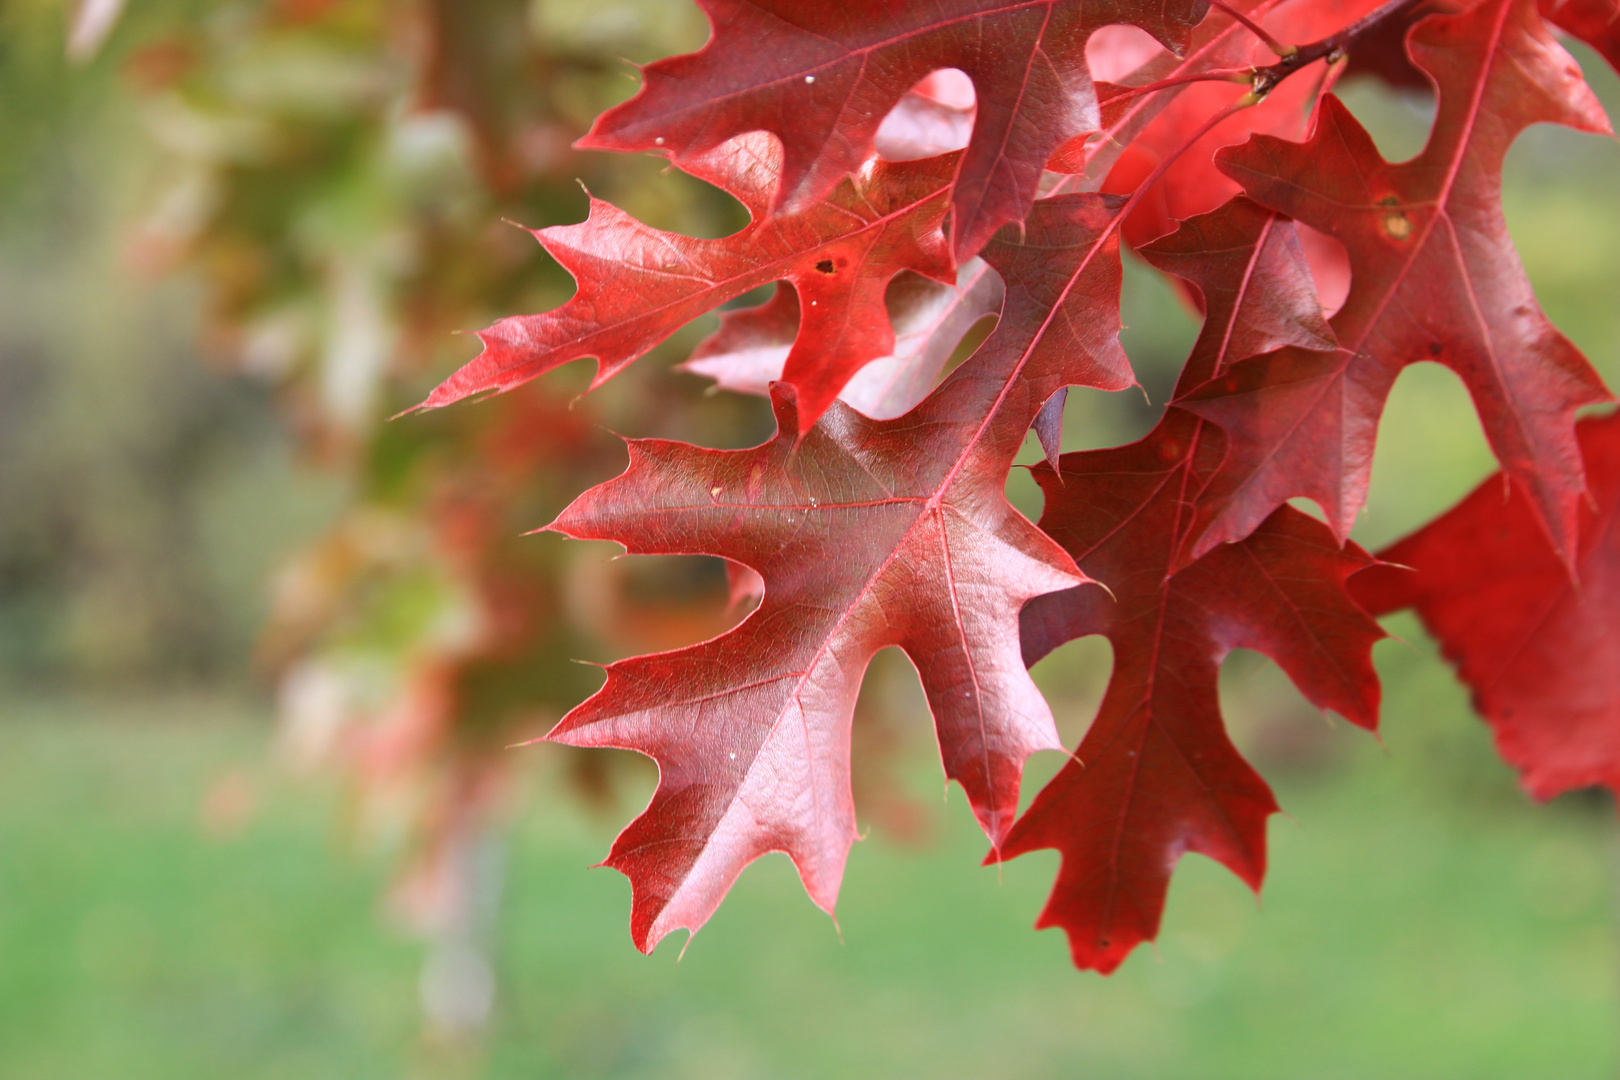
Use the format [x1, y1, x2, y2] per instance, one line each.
[815, 259, 835, 274]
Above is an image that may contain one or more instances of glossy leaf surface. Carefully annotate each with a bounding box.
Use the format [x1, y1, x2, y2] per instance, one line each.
[546, 196, 1134, 952]
[581, 0, 1209, 260]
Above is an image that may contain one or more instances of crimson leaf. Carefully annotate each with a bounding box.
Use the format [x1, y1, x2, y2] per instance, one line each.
[420, 134, 957, 432]
[579, 0, 1210, 261]
[1354, 413, 1620, 799]
[1181, 0, 1612, 567]
[1001, 196, 1381, 972]
[544, 195, 1133, 951]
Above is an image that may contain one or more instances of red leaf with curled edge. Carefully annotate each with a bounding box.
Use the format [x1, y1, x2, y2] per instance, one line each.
[999, 196, 1381, 973]
[1179, 0, 1612, 569]
[1541, 0, 1620, 73]
[1352, 412, 1620, 800]
[681, 260, 1003, 420]
[542, 196, 1134, 953]
[418, 133, 956, 433]
[578, 0, 1209, 263]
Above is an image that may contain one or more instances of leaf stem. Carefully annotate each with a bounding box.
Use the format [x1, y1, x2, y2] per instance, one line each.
[1204, 0, 1298, 57]
[1101, 68, 1257, 105]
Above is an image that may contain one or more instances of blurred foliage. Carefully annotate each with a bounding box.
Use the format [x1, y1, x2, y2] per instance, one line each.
[0, 0, 770, 1037]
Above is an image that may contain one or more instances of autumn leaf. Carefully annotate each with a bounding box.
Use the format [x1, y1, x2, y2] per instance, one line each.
[1354, 413, 1620, 799]
[1181, 0, 1612, 567]
[579, 0, 1209, 261]
[135, 0, 1620, 981]
[419, 133, 957, 432]
[1001, 196, 1377, 973]
[543, 195, 1134, 952]
[1011, 491, 1382, 972]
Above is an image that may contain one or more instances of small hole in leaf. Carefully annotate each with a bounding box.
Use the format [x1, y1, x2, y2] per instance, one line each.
[815, 259, 835, 274]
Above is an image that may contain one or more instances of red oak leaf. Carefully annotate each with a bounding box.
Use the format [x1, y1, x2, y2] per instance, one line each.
[579, 0, 1209, 262]
[1310, 0, 1615, 132]
[1353, 413, 1620, 799]
[681, 260, 1003, 420]
[419, 133, 956, 432]
[762, 0, 1345, 450]
[1541, 0, 1620, 73]
[685, 15, 1251, 437]
[544, 195, 1134, 952]
[1002, 196, 1375, 973]
[1011, 487, 1382, 972]
[1181, 0, 1612, 567]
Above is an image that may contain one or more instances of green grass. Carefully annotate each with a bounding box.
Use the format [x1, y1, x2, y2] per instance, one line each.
[1, 653, 1614, 1080]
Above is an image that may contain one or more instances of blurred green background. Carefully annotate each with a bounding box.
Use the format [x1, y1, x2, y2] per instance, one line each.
[3, 1, 1619, 1077]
